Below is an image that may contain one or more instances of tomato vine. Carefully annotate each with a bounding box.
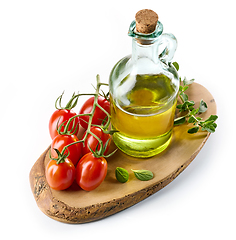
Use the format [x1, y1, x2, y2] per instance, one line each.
[50, 74, 116, 164]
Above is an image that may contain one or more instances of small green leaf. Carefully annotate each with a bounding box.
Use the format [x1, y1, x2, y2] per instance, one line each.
[132, 169, 154, 181]
[190, 108, 197, 115]
[203, 125, 216, 133]
[212, 123, 217, 128]
[183, 77, 195, 86]
[172, 62, 179, 71]
[174, 116, 186, 125]
[205, 115, 218, 122]
[187, 126, 200, 134]
[180, 92, 188, 101]
[181, 100, 195, 111]
[176, 104, 183, 109]
[199, 99, 208, 113]
[188, 116, 196, 123]
[202, 120, 215, 126]
[202, 122, 217, 133]
[115, 167, 129, 183]
[184, 100, 195, 107]
[199, 115, 218, 133]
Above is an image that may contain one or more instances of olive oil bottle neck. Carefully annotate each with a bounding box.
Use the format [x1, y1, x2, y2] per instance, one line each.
[132, 38, 159, 64]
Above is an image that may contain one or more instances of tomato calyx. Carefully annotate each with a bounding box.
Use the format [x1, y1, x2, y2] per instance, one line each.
[55, 91, 79, 110]
[95, 126, 118, 135]
[87, 137, 109, 158]
[49, 147, 70, 165]
[87, 130, 117, 159]
[99, 89, 110, 103]
[57, 116, 79, 136]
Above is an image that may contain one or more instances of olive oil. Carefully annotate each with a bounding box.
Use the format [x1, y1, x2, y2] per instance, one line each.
[111, 74, 177, 158]
[109, 9, 179, 158]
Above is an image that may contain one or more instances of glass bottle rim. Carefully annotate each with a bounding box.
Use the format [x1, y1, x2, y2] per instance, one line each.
[128, 20, 163, 40]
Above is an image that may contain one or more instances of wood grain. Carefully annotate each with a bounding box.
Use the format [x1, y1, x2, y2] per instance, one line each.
[29, 82, 217, 223]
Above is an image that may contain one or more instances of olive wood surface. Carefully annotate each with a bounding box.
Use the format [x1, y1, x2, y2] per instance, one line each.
[29, 82, 217, 223]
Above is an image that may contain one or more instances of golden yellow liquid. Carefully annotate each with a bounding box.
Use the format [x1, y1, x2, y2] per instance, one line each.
[111, 74, 177, 158]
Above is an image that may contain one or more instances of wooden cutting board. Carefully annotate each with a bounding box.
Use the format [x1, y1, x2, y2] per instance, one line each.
[29, 82, 217, 223]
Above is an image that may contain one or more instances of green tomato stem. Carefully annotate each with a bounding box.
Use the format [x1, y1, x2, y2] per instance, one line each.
[53, 74, 113, 160]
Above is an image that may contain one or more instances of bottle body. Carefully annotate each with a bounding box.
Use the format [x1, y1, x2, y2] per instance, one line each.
[109, 21, 179, 158]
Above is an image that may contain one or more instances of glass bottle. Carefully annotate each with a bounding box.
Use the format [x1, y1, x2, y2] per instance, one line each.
[109, 10, 179, 158]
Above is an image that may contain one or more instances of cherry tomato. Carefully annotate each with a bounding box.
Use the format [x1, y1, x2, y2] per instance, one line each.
[79, 96, 110, 129]
[51, 134, 82, 166]
[49, 109, 79, 140]
[46, 158, 75, 190]
[82, 126, 111, 156]
[75, 152, 107, 191]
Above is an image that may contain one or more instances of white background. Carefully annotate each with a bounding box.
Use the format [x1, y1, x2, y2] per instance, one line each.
[1, 0, 235, 239]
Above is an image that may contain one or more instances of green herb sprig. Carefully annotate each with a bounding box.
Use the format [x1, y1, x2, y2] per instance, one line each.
[173, 62, 218, 134]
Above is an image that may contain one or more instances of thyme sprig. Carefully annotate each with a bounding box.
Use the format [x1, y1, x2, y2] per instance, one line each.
[173, 62, 218, 134]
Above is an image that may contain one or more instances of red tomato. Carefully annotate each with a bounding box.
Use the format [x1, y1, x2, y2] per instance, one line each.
[51, 134, 82, 166]
[79, 96, 110, 129]
[49, 109, 79, 140]
[82, 126, 111, 156]
[75, 152, 107, 191]
[46, 158, 75, 190]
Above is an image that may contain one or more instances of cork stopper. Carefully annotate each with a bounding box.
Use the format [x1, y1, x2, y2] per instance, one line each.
[135, 9, 158, 34]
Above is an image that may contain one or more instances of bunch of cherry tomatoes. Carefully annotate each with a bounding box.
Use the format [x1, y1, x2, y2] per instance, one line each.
[46, 85, 112, 192]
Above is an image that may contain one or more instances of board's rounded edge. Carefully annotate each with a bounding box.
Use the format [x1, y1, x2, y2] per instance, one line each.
[29, 147, 54, 217]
